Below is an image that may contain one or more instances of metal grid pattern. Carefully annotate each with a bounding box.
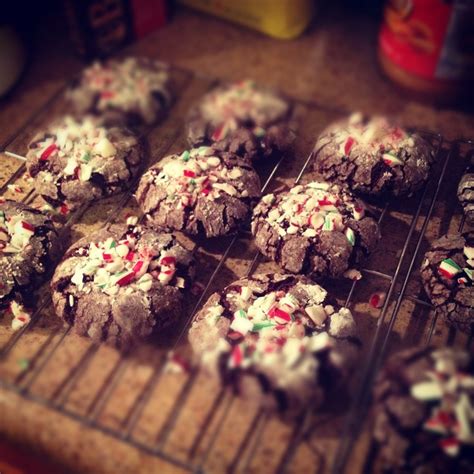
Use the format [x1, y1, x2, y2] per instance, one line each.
[0, 65, 472, 474]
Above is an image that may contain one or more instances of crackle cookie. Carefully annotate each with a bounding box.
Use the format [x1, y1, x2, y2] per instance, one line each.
[420, 232, 473, 335]
[0, 200, 63, 327]
[51, 223, 194, 349]
[26, 116, 144, 213]
[458, 163, 474, 226]
[311, 114, 434, 197]
[67, 57, 172, 127]
[135, 146, 261, 238]
[189, 273, 361, 413]
[251, 181, 380, 279]
[372, 347, 474, 474]
[186, 80, 294, 162]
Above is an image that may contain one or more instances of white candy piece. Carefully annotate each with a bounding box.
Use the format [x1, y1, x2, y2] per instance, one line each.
[64, 158, 78, 176]
[305, 305, 327, 326]
[94, 137, 116, 157]
[206, 157, 221, 167]
[464, 246, 474, 260]
[230, 314, 253, 335]
[137, 273, 153, 292]
[227, 168, 242, 179]
[411, 381, 443, 400]
[79, 164, 93, 182]
[262, 194, 275, 205]
[240, 286, 253, 301]
[115, 244, 129, 258]
[212, 183, 237, 196]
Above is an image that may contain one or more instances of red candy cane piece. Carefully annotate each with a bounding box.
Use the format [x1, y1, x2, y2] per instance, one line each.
[40, 144, 57, 161]
[132, 260, 144, 274]
[183, 170, 195, 178]
[21, 221, 35, 232]
[102, 253, 112, 261]
[116, 271, 135, 286]
[160, 256, 176, 267]
[317, 197, 333, 207]
[344, 137, 356, 155]
[60, 203, 69, 215]
[231, 345, 243, 367]
[268, 306, 291, 322]
[101, 91, 115, 99]
[211, 123, 225, 141]
[125, 251, 135, 261]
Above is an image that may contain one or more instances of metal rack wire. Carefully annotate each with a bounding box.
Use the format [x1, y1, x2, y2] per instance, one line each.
[0, 65, 472, 474]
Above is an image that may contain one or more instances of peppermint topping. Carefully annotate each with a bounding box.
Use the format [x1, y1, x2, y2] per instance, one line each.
[68, 227, 183, 295]
[143, 147, 248, 208]
[30, 116, 119, 186]
[202, 80, 289, 140]
[410, 350, 474, 457]
[198, 278, 358, 391]
[439, 251, 473, 285]
[81, 58, 170, 123]
[256, 182, 364, 239]
[0, 210, 36, 253]
[335, 114, 414, 167]
[10, 301, 31, 331]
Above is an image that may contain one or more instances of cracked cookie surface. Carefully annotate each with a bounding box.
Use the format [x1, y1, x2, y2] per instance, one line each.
[189, 273, 361, 413]
[26, 116, 144, 212]
[458, 163, 474, 226]
[0, 200, 63, 311]
[136, 146, 261, 238]
[311, 114, 434, 197]
[186, 80, 294, 162]
[51, 224, 194, 349]
[66, 57, 172, 127]
[373, 347, 474, 474]
[420, 232, 473, 335]
[251, 181, 380, 279]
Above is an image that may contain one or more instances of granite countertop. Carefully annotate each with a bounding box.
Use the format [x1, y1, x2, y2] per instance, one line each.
[0, 6, 472, 474]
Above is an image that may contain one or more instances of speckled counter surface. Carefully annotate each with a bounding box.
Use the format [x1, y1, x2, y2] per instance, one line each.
[0, 7, 473, 474]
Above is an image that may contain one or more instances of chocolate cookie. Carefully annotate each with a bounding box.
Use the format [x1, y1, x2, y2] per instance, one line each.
[251, 181, 380, 279]
[0, 200, 63, 320]
[189, 273, 361, 413]
[372, 347, 474, 474]
[135, 146, 261, 238]
[458, 163, 474, 225]
[186, 80, 294, 162]
[26, 116, 144, 212]
[311, 114, 434, 197]
[51, 223, 194, 349]
[420, 232, 473, 335]
[66, 57, 172, 127]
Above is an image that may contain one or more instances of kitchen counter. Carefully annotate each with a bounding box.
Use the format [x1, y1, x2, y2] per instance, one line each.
[0, 6, 472, 474]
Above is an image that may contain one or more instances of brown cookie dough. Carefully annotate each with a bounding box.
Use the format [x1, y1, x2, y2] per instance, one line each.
[458, 163, 474, 225]
[66, 57, 172, 127]
[189, 273, 361, 413]
[251, 181, 380, 279]
[420, 232, 473, 335]
[311, 114, 435, 197]
[51, 223, 195, 349]
[135, 146, 261, 238]
[26, 116, 144, 212]
[373, 347, 474, 474]
[0, 200, 63, 326]
[186, 80, 295, 162]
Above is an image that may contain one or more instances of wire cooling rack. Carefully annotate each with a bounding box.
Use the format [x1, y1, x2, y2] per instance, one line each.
[0, 63, 472, 474]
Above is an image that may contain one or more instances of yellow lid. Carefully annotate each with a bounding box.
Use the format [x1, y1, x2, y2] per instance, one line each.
[179, 0, 314, 40]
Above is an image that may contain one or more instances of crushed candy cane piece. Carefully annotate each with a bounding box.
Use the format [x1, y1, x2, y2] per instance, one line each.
[343, 269, 362, 281]
[439, 258, 462, 279]
[369, 292, 386, 309]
